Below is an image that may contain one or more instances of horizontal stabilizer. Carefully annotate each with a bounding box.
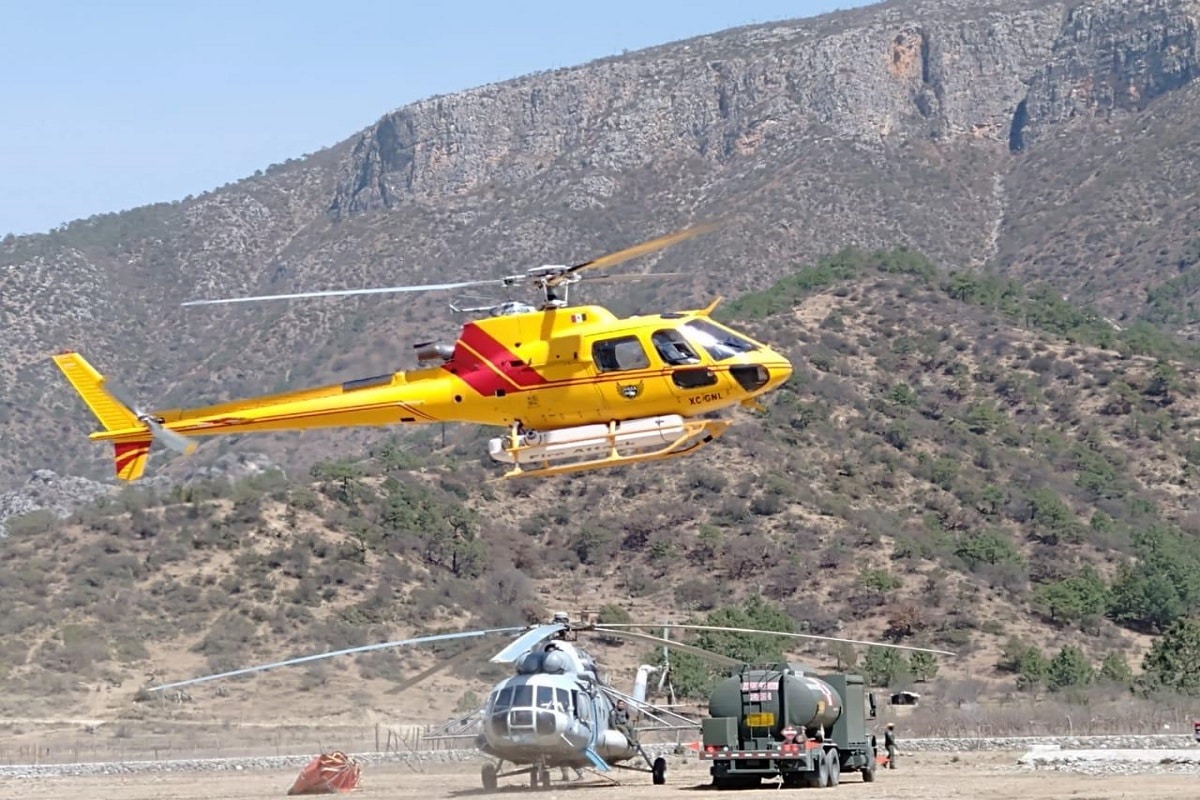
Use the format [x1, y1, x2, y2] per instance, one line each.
[52, 352, 141, 432]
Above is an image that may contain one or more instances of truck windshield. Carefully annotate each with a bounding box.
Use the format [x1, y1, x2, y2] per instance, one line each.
[681, 319, 759, 361]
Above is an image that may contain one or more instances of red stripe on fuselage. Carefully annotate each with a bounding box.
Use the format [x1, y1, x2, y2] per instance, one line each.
[444, 324, 548, 396]
[458, 324, 548, 388]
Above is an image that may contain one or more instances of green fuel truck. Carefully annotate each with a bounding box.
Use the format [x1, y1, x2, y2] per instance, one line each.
[699, 663, 880, 789]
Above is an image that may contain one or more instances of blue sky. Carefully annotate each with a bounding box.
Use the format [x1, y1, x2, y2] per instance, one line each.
[2, 0, 869, 235]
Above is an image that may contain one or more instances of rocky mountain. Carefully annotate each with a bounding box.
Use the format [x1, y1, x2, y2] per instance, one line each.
[3, 0, 1200, 494]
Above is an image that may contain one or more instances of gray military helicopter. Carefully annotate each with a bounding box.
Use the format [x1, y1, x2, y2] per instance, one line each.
[148, 613, 952, 790]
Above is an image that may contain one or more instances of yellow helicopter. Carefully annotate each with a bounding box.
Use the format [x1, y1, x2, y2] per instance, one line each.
[53, 224, 793, 482]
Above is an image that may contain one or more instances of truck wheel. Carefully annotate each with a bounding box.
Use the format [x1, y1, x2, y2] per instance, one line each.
[652, 757, 667, 785]
[816, 752, 830, 788]
[861, 760, 877, 783]
[825, 750, 840, 787]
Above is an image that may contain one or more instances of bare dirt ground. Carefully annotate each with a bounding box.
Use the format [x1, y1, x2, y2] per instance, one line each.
[2, 752, 1197, 800]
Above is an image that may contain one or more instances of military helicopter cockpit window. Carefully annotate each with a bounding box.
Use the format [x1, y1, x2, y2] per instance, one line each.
[681, 319, 759, 361]
[555, 688, 570, 713]
[574, 690, 591, 721]
[494, 686, 514, 711]
[537, 686, 554, 708]
[592, 336, 651, 372]
[651, 329, 701, 366]
[513, 685, 534, 708]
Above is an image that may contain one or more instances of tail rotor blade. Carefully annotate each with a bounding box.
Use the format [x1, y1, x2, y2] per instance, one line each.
[99, 380, 145, 417]
[100, 379, 197, 456]
[146, 419, 198, 456]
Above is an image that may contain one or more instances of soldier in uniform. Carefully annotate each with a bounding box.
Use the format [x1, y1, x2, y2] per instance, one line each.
[611, 699, 637, 743]
[884, 723, 897, 769]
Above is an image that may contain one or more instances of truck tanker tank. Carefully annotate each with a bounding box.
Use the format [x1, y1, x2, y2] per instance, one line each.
[709, 666, 842, 738]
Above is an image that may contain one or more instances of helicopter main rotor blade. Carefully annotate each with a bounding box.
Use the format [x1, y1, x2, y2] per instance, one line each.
[579, 271, 687, 285]
[599, 686, 698, 729]
[148, 626, 527, 692]
[548, 222, 719, 286]
[490, 623, 568, 664]
[596, 624, 956, 657]
[386, 638, 499, 696]
[588, 627, 742, 668]
[181, 278, 512, 307]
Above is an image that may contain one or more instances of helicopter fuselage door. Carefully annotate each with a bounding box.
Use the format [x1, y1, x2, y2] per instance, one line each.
[590, 332, 672, 413]
[529, 334, 604, 426]
[651, 327, 725, 409]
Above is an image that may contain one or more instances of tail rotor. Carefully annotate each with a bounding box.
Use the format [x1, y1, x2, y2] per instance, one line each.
[101, 380, 197, 456]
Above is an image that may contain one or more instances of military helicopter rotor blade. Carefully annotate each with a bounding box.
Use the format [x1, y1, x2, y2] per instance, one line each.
[595, 623, 956, 657]
[547, 222, 720, 286]
[586, 626, 742, 668]
[598, 686, 698, 729]
[148, 626, 528, 693]
[180, 277, 517, 307]
[489, 623, 569, 664]
[386, 637, 500, 696]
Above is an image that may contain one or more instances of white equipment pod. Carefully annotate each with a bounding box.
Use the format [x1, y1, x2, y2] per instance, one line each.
[488, 415, 687, 465]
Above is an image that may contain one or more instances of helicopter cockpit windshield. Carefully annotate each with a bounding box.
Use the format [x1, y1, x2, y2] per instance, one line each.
[487, 683, 575, 736]
[678, 319, 759, 361]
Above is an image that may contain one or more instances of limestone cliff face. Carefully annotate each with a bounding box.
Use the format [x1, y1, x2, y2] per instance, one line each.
[1014, 0, 1200, 149]
[329, 0, 1067, 214]
[330, 0, 1200, 216]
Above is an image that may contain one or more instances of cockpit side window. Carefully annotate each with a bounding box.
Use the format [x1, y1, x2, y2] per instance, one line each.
[592, 335, 651, 372]
[495, 687, 514, 711]
[537, 686, 554, 707]
[652, 329, 701, 365]
[575, 690, 591, 721]
[681, 319, 759, 361]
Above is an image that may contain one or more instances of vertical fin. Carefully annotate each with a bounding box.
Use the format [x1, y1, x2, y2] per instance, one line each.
[113, 440, 153, 481]
[51, 351, 141, 431]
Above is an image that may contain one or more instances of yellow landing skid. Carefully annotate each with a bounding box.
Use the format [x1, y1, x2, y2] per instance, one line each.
[495, 418, 733, 480]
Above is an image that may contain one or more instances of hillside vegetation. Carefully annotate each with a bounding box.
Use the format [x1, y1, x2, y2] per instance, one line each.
[4, 247, 1200, 735]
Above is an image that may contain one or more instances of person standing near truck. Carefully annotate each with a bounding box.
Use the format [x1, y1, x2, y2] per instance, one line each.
[884, 723, 897, 769]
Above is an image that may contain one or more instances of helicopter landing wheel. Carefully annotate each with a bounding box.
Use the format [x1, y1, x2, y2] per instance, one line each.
[481, 763, 498, 791]
[652, 756, 667, 785]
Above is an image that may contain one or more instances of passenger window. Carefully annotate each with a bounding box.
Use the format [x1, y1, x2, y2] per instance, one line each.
[673, 367, 718, 389]
[592, 336, 650, 372]
[652, 329, 701, 365]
